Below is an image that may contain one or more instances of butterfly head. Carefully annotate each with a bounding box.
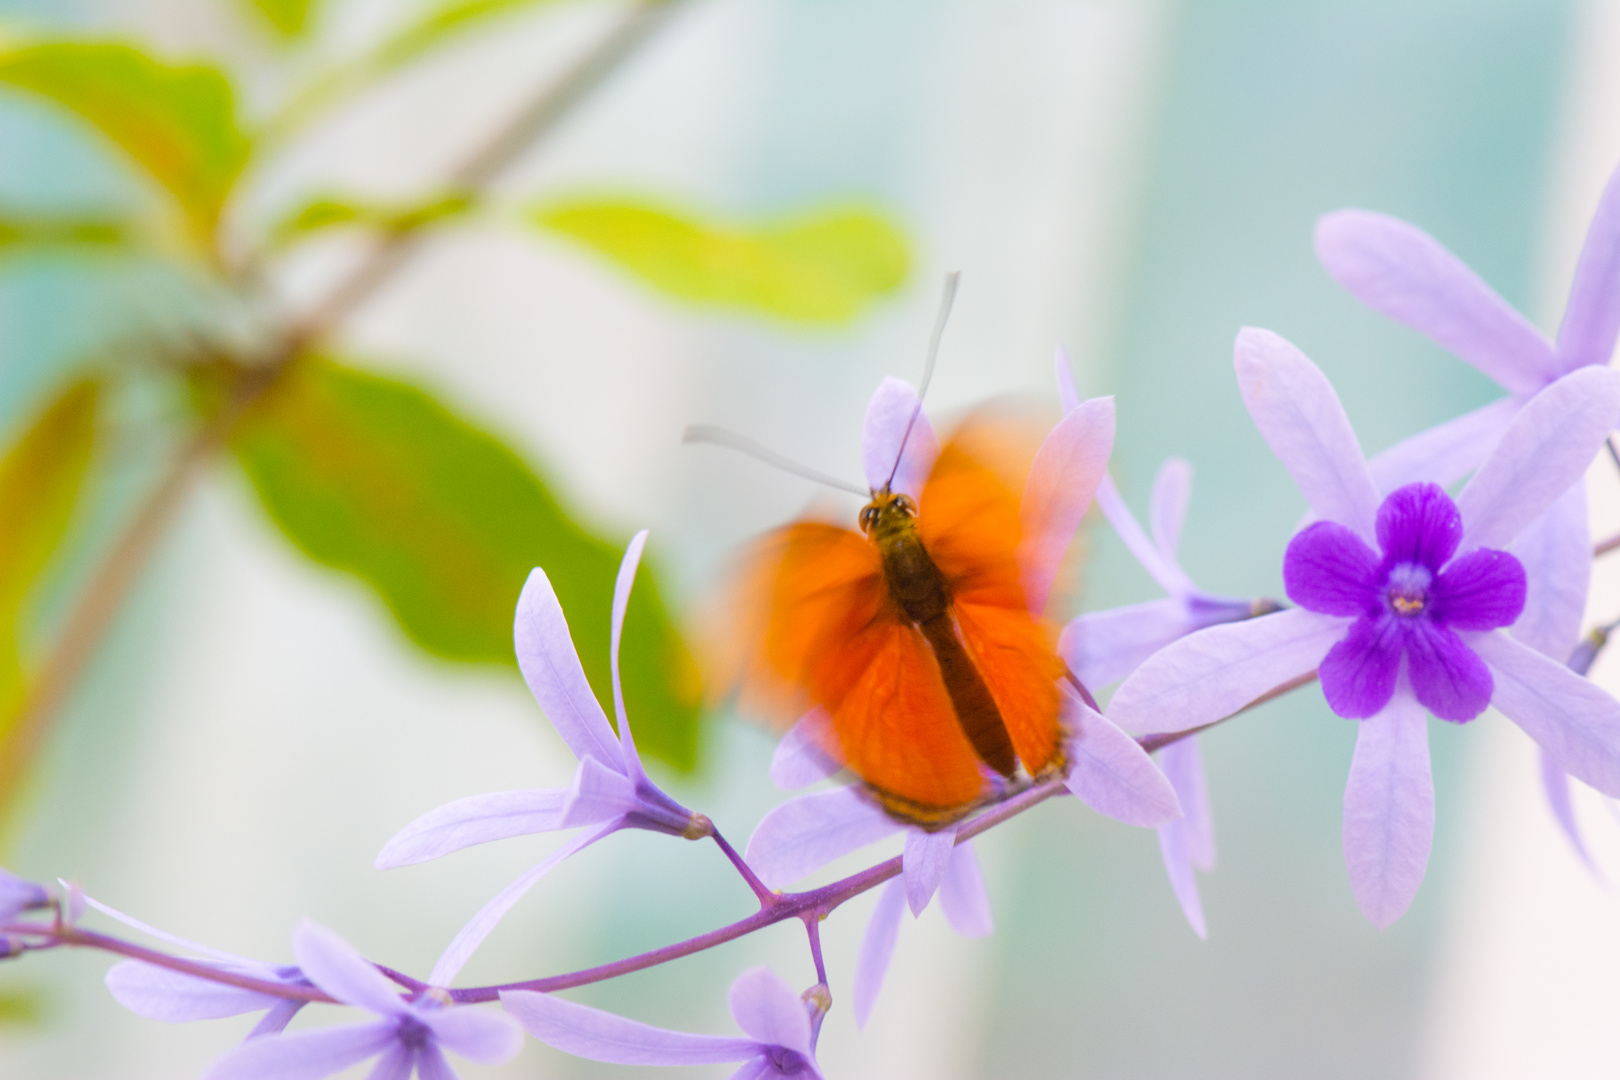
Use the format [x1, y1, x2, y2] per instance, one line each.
[859, 488, 918, 541]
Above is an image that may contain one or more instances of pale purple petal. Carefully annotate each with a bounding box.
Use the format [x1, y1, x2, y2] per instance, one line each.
[745, 788, 900, 890]
[1314, 209, 1556, 394]
[863, 377, 938, 500]
[501, 990, 759, 1065]
[769, 712, 840, 790]
[1021, 395, 1116, 614]
[1510, 482, 1590, 660]
[1234, 327, 1381, 542]
[428, 821, 619, 987]
[291, 921, 407, 1017]
[1108, 607, 1342, 735]
[1430, 549, 1526, 631]
[419, 1006, 524, 1064]
[609, 530, 649, 776]
[1403, 620, 1494, 722]
[411, 1044, 456, 1080]
[515, 569, 624, 771]
[1059, 600, 1196, 689]
[727, 967, 811, 1056]
[853, 878, 906, 1029]
[0, 869, 47, 923]
[1150, 458, 1193, 558]
[363, 1043, 412, 1080]
[81, 894, 272, 971]
[1319, 612, 1402, 719]
[203, 1019, 396, 1080]
[105, 961, 285, 1022]
[1062, 694, 1180, 826]
[1283, 521, 1379, 617]
[936, 841, 993, 938]
[1556, 161, 1620, 372]
[1342, 689, 1434, 928]
[1540, 748, 1600, 875]
[558, 756, 638, 829]
[247, 999, 305, 1039]
[1456, 365, 1620, 552]
[1055, 346, 1081, 414]
[901, 826, 958, 916]
[374, 790, 570, 869]
[1476, 631, 1620, 797]
[1096, 474, 1192, 597]
[1156, 814, 1206, 940]
[1367, 398, 1521, 494]
[726, 1057, 775, 1080]
[1160, 737, 1214, 870]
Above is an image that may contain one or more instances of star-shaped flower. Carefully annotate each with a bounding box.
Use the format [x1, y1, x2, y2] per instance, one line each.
[503, 967, 823, 1079]
[204, 921, 522, 1080]
[376, 530, 705, 986]
[1109, 327, 1620, 926]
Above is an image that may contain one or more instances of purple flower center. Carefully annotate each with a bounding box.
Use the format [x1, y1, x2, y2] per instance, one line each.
[396, 1015, 432, 1050]
[1283, 482, 1526, 722]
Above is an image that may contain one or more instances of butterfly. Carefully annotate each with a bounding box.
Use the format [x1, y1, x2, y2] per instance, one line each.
[708, 375, 1112, 827]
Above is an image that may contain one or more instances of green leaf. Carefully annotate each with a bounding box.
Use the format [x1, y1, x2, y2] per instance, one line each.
[267, 191, 473, 247]
[0, 212, 132, 255]
[242, 0, 322, 39]
[0, 379, 101, 730]
[0, 41, 250, 248]
[531, 198, 910, 324]
[232, 359, 701, 769]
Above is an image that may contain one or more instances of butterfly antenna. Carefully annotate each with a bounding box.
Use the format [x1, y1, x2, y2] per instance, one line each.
[885, 270, 961, 490]
[683, 424, 869, 497]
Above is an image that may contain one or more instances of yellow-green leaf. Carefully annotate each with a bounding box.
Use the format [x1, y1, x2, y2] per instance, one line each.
[0, 212, 131, 254]
[267, 191, 472, 247]
[532, 198, 909, 324]
[233, 359, 701, 769]
[0, 42, 249, 248]
[243, 0, 321, 39]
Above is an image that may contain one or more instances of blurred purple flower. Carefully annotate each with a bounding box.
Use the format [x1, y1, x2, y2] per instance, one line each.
[204, 920, 521, 1080]
[0, 867, 48, 925]
[1109, 328, 1620, 926]
[503, 966, 822, 1078]
[376, 530, 704, 986]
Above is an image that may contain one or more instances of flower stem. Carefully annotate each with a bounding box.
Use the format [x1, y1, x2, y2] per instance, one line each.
[709, 828, 778, 908]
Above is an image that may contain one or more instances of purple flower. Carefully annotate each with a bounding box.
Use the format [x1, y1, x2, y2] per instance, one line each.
[376, 530, 703, 986]
[0, 867, 48, 925]
[502, 966, 823, 1078]
[1109, 328, 1620, 926]
[204, 921, 522, 1080]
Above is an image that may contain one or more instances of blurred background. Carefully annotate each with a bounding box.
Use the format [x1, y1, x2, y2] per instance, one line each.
[2, 0, 1619, 1077]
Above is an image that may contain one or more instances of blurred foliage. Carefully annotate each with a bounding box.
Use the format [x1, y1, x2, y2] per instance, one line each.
[0, 213, 130, 254]
[268, 191, 473, 247]
[0, 380, 100, 733]
[0, 987, 45, 1026]
[0, 41, 247, 251]
[231, 359, 702, 768]
[534, 198, 909, 323]
[242, 0, 322, 40]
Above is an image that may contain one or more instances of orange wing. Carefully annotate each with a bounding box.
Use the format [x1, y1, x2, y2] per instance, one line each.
[918, 421, 1066, 778]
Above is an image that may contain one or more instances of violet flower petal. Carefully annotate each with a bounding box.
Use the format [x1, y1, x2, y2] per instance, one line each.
[853, 878, 906, 1029]
[1475, 631, 1620, 797]
[203, 1019, 397, 1080]
[0, 868, 47, 923]
[1556, 161, 1620, 372]
[291, 921, 407, 1017]
[1403, 620, 1494, 722]
[412, 1044, 455, 1080]
[1062, 694, 1181, 827]
[1510, 483, 1590, 660]
[1313, 209, 1556, 395]
[1455, 365, 1620, 553]
[247, 999, 305, 1039]
[82, 894, 271, 971]
[1342, 689, 1434, 928]
[902, 827, 958, 916]
[1375, 483, 1461, 569]
[727, 1056, 777, 1080]
[1108, 608, 1342, 736]
[863, 377, 939, 501]
[363, 1043, 413, 1080]
[374, 790, 569, 869]
[745, 788, 900, 890]
[514, 569, 624, 771]
[1318, 612, 1402, 719]
[429, 821, 620, 987]
[1162, 737, 1215, 870]
[1539, 747, 1600, 875]
[609, 530, 650, 778]
[105, 961, 286, 1022]
[1283, 521, 1380, 617]
[1150, 458, 1193, 558]
[727, 967, 812, 1057]
[1156, 813, 1206, 940]
[1021, 395, 1116, 614]
[1430, 549, 1527, 631]
[1054, 345, 1082, 415]
[1366, 397, 1520, 494]
[1235, 327, 1381, 543]
[1095, 474, 1192, 598]
[936, 841, 993, 938]
[1059, 599, 1196, 689]
[501, 989, 759, 1065]
[558, 756, 638, 829]
[769, 712, 840, 790]
[419, 1006, 524, 1064]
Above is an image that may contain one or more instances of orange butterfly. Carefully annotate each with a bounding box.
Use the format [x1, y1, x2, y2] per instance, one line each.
[708, 375, 1115, 827]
